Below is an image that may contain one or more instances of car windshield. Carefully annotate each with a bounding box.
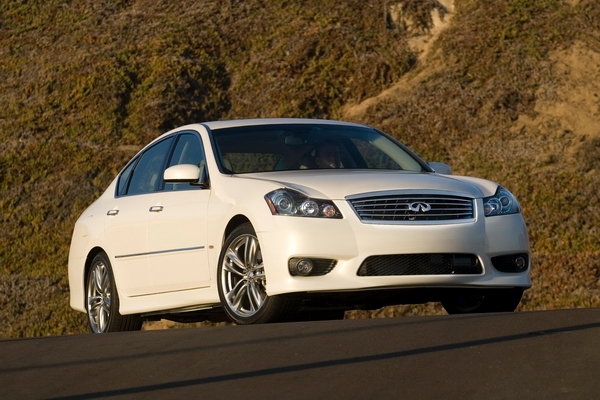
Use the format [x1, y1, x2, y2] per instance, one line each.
[210, 123, 427, 174]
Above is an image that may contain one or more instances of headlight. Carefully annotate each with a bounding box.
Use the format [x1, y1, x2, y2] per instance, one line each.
[483, 186, 521, 217]
[265, 189, 343, 218]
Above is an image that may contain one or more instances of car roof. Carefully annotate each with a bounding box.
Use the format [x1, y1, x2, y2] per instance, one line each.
[148, 118, 372, 154]
[201, 118, 367, 130]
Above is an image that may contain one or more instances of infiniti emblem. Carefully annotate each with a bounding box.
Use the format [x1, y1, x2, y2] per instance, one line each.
[408, 202, 432, 213]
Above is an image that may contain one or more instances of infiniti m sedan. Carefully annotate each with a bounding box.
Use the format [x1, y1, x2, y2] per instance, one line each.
[68, 119, 531, 333]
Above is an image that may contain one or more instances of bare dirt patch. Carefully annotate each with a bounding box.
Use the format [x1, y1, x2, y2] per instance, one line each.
[344, 0, 455, 120]
[513, 41, 600, 141]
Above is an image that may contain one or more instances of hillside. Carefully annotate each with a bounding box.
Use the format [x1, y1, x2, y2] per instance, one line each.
[1, 0, 599, 338]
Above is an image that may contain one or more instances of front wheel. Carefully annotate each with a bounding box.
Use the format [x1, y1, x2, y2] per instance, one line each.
[441, 289, 524, 315]
[85, 251, 142, 333]
[217, 223, 292, 324]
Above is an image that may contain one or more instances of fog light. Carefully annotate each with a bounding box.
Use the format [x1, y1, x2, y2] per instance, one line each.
[297, 259, 313, 275]
[289, 258, 314, 276]
[491, 253, 529, 273]
[515, 256, 527, 272]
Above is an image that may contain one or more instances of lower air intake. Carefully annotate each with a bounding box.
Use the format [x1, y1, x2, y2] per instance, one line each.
[358, 254, 482, 276]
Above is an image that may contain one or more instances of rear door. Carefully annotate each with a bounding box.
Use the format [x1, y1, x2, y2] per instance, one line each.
[105, 137, 174, 296]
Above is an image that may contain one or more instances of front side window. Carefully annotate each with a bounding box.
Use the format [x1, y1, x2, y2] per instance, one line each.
[126, 137, 174, 196]
[164, 133, 206, 191]
[352, 138, 401, 170]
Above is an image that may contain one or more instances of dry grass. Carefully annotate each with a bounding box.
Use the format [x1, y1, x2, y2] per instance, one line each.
[1, 0, 599, 338]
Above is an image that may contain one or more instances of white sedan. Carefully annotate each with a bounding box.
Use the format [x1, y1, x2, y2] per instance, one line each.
[68, 119, 531, 333]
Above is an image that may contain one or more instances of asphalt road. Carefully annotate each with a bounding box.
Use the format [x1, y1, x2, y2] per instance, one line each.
[2, 308, 599, 399]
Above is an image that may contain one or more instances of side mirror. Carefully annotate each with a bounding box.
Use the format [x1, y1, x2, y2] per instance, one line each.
[428, 162, 452, 175]
[164, 163, 208, 187]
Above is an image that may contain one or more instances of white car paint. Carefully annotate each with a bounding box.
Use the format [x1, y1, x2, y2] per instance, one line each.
[69, 118, 531, 322]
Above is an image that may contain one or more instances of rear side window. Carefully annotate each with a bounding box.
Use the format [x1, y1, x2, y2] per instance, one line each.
[125, 137, 174, 196]
[116, 157, 138, 197]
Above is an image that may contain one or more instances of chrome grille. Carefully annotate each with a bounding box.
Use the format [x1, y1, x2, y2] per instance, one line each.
[348, 194, 474, 222]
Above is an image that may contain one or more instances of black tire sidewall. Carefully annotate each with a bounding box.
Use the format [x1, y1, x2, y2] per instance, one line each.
[442, 289, 524, 314]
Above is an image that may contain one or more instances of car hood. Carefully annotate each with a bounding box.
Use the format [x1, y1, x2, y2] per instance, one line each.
[236, 170, 499, 200]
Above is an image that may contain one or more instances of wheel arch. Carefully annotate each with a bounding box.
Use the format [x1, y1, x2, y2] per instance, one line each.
[223, 214, 252, 244]
[217, 219, 293, 324]
[83, 247, 107, 309]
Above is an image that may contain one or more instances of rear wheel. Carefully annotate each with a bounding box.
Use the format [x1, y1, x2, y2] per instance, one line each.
[85, 251, 142, 333]
[441, 289, 524, 314]
[217, 223, 292, 324]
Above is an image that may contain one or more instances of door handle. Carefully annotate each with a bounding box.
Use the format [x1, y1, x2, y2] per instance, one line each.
[107, 209, 119, 216]
[149, 206, 164, 212]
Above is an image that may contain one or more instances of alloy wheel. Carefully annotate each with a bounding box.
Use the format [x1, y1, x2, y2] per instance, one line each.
[86, 260, 112, 333]
[220, 233, 267, 318]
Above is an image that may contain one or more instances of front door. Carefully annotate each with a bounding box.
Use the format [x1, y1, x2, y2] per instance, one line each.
[146, 132, 211, 293]
[147, 190, 210, 293]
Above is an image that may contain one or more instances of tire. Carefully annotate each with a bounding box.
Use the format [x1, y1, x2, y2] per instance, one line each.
[85, 251, 142, 333]
[441, 289, 524, 315]
[217, 223, 292, 324]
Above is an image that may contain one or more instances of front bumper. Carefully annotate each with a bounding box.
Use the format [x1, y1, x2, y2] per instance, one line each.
[258, 199, 531, 296]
